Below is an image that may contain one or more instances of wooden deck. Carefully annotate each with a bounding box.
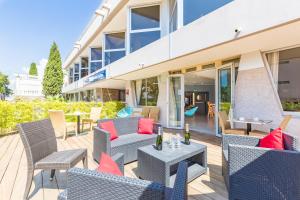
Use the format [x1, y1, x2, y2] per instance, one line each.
[0, 130, 228, 200]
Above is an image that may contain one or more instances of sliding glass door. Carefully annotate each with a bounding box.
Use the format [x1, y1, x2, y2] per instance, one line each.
[216, 63, 236, 136]
[167, 75, 184, 129]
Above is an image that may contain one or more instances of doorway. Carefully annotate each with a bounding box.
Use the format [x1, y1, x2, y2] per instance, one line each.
[184, 69, 216, 135]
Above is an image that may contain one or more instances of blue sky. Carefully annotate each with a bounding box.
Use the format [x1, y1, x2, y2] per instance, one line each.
[0, 0, 101, 81]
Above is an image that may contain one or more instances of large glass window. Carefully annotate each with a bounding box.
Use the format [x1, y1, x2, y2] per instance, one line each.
[267, 47, 300, 112]
[134, 77, 159, 106]
[104, 32, 126, 65]
[90, 47, 103, 73]
[184, 0, 232, 25]
[130, 5, 160, 53]
[81, 57, 89, 78]
[69, 68, 73, 84]
[74, 64, 80, 81]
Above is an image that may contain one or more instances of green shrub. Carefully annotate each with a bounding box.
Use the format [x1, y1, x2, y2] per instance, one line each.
[0, 100, 125, 136]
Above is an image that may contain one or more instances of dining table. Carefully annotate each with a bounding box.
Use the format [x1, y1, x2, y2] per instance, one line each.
[65, 111, 88, 134]
[231, 118, 273, 135]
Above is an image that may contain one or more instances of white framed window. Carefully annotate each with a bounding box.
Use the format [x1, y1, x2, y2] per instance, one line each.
[74, 63, 80, 81]
[80, 57, 89, 78]
[90, 47, 103, 73]
[169, 0, 178, 33]
[129, 5, 161, 53]
[266, 46, 300, 112]
[104, 32, 126, 66]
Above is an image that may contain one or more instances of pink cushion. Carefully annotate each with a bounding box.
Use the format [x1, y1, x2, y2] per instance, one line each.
[138, 118, 154, 134]
[259, 128, 284, 150]
[99, 121, 118, 141]
[96, 153, 122, 176]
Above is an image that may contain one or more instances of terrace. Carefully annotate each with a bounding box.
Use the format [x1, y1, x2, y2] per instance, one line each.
[0, 130, 227, 200]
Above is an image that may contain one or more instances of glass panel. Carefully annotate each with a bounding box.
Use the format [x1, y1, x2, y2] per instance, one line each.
[81, 57, 89, 78]
[130, 30, 160, 53]
[74, 64, 80, 73]
[90, 61, 102, 73]
[91, 48, 102, 60]
[218, 68, 231, 114]
[131, 5, 160, 30]
[184, 0, 232, 25]
[146, 77, 159, 106]
[105, 33, 125, 50]
[69, 68, 73, 83]
[74, 74, 79, 81]
[139, 79, 147, 106]
[169, 76, 182, 128]
[104, 51, 126, 66]
[170, 2, 178, 33]
[277, 47, 300, 112]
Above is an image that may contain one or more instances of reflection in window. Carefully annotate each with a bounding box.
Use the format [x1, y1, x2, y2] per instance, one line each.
[267, 47, 300, 112]
[130, 5, 160, 53]
[134, 77, 159, 106]
[169, 0, 178, 33]
[74, 64, 80, 81]
[90, 48, 102, 73]
[81, 57, 89, 78]
[104, 33, 126, 65]
[184, 0, 232, 25]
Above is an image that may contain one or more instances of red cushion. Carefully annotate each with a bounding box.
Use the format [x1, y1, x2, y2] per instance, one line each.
[259, 128, 284, 150]
[138, 118, 154, 134]
[96, 153, 122, 176]
[99, 121, 118, 141]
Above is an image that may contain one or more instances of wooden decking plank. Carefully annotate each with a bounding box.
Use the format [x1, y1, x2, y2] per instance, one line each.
[0, 135, 15, 161]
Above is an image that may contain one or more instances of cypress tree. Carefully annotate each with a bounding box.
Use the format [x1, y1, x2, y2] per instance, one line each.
[42, 42, 63, 97]
[29, 62, 38, 76]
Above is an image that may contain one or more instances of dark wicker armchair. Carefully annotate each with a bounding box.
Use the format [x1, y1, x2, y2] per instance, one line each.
[222, 133, 300, 200]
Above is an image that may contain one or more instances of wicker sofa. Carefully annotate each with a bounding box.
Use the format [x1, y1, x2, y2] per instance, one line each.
[93, 117, 160, 164]
[222, 133, 300, 200]
[58, 160, 188, 200]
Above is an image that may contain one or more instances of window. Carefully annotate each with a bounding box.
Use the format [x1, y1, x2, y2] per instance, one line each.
[104, 32, 126, 66]
[90, 47, 103, 73]
[69, 68, 74, 83]
[267, 47, 300, 112]
[134, 76, 159, 106]
[184, 0, 232, 25]
[74, 64, 80, 81]
[130, 5, 160, 53]
[81, 57, 89, 78]
[169, 0, 178, 33]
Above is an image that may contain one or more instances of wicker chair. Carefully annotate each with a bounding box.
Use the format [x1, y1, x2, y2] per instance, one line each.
[49, 110, 77, 139]
[17, 119, 88, 200]
[218, 111, 246, 135]
[81, 107, 102, 132]
[58, 161, 188, 200]
[222, 133, 300, 200]
[250, 115, 292, 135]
[149, 107, 160, 122]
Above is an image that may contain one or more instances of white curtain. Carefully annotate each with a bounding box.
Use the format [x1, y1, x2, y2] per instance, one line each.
[266, 52, 279, 89]
[135, 80, 142, 106]
[130, 81, 137, 107]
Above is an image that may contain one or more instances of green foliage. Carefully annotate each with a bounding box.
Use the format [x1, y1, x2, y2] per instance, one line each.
[0, 100, 125, 136]
[0, 72, 12, 100]
[29, 62, 38, 76]
[43, 42, 63, 97]
[282, 101, 300, 112]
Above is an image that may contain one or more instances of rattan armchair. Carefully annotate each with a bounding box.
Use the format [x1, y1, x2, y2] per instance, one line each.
[17, 119, 88, 200]
[58, 161, 188, 200]
[222, 133, 300, 200]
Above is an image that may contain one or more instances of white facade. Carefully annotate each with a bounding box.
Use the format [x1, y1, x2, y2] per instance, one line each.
[62, 0, 300, 137]
[13, 74, 43, 99]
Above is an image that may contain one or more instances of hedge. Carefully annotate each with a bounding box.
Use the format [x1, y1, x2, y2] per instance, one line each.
[0, 100, 125, 136]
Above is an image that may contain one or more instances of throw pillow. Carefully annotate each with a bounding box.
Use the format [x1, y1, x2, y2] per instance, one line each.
[138, 118, 154, 134]
[259, 128, 284, 150]
[99, 121, 118, 141]
[96, 153, 123, 176]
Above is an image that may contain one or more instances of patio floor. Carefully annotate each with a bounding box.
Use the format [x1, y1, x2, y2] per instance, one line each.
[0, 130, 228, 200]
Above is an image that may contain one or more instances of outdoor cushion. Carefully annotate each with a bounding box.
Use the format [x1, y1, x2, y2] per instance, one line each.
[138, 118, 154, 134]
[99, 121, 118, 141]
[259, 128, 284, 150]
[96, 153, 123, 176]
[111, 133, 156, 148]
